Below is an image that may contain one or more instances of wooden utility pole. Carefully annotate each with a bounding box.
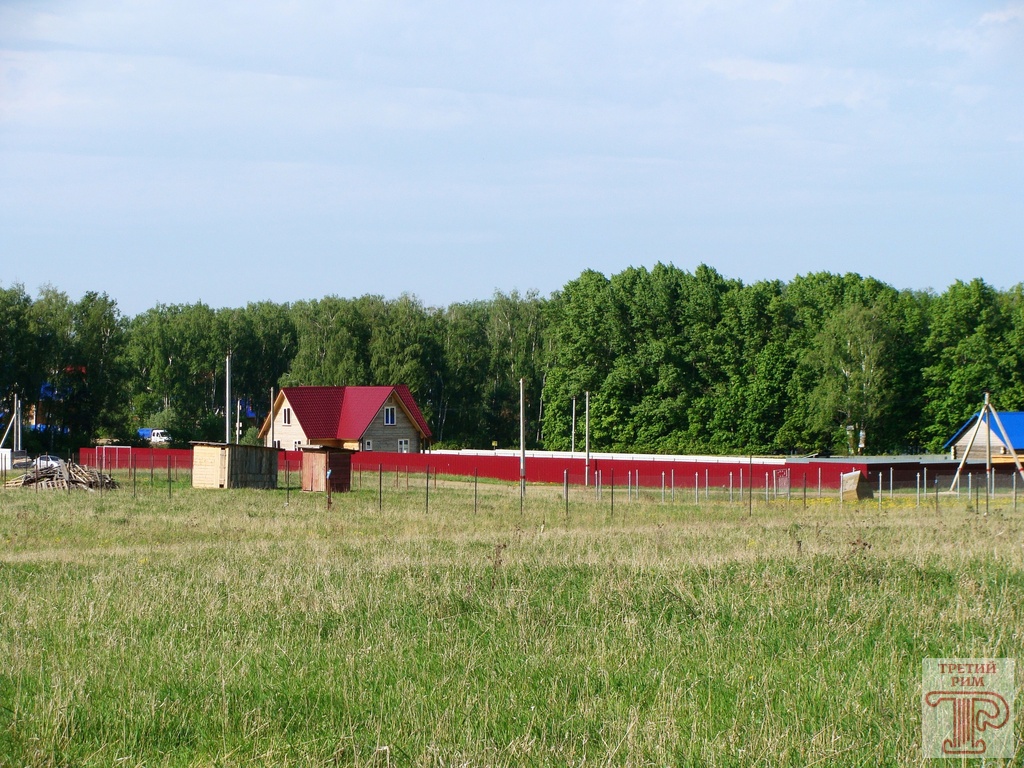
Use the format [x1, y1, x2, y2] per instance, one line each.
[949, 392, 1024, 492]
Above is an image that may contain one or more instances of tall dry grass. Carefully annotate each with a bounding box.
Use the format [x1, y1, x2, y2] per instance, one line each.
[0, 477, 1021, 766]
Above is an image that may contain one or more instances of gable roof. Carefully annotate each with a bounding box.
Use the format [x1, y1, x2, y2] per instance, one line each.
[281, 386, 347, 440]
[944, 411, 1024, 450]
[263, 385, 432, 442]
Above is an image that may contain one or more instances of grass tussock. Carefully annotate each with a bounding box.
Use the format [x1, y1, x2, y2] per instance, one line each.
[0, 477, 1022, 766]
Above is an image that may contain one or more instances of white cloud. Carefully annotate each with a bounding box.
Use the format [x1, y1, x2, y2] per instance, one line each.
[980, 4, 1024, 24]
[705, 58, 797, 84]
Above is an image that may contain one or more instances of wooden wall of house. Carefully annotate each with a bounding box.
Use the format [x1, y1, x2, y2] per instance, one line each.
[359, 394, 422, 453]
[951, 423, 1010, 461]
[265, 397, 308, 450]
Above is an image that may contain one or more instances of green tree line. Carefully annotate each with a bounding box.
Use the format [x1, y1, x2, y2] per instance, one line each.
[2, 266, 1021, 456]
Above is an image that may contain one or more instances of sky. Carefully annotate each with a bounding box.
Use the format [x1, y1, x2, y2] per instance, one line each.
[1, 1, 1022, 317]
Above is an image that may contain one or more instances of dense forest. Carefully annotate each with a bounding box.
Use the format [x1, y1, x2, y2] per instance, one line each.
[2, 264, 1022, 457]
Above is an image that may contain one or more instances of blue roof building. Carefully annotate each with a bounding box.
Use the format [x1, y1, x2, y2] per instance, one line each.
[945, 411, 1024, 460]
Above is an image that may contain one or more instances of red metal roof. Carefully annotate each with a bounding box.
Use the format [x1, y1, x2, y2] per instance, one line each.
[280, 386, 346, 440]
[335, 386, 395, 439]
[278, 385, 432, 442]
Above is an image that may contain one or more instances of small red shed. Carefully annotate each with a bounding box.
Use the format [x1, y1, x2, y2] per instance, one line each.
[300, 445, 352, 493]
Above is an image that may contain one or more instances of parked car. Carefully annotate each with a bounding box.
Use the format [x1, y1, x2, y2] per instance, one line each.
[150, 429, 171, 445]
[35, 454, 63, 470]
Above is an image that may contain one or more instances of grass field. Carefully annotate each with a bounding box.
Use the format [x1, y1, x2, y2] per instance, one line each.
[0, 474, 1021, 766]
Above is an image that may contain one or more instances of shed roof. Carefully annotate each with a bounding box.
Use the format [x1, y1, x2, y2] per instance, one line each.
[944, 411, 1024, 450]
[262, 385, 432, 442]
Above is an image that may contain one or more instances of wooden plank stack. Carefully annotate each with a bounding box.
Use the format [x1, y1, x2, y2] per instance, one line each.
[3, 462, 118, 491]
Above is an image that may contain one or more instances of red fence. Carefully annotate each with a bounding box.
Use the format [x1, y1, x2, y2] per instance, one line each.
[350, 451, 940, 491]
[80, 447, 192, 471]
[350, 452, 995, 493]
[79, 447, 304, 473]
[79, 446, 978, 493]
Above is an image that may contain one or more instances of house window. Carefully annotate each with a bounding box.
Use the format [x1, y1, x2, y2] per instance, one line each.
[384, 406, 396, 426]
[397, 439, 410, 453]
[364, 439, 372, 451]
[283, 407, 291, 425]
[273, 440, 281, 450]
[293, 440, 301, 450]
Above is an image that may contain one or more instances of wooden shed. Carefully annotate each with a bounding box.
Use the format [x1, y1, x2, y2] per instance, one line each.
[191, 442, 279, 490]
[300, 445, 352, 493]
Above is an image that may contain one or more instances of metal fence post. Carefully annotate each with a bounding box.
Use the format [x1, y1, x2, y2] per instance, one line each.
[563, 468, 569, 516]
[985, 468, 989, 516]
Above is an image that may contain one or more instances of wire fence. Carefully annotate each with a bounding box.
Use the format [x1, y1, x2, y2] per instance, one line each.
[9, 452, 1022, 516]
[343, 462, 1024, 515]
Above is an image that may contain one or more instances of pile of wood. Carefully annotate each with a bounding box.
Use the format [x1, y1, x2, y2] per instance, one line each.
[3, 462, 118, 491]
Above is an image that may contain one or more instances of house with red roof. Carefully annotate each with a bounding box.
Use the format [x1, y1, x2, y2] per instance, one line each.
[257, 385, 432, 453]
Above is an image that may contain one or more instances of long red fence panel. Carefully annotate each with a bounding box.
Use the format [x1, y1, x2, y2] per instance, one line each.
[78, 446, 965, 491]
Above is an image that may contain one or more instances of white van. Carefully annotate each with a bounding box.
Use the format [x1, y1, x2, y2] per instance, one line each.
[150, 429, 171, 445]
